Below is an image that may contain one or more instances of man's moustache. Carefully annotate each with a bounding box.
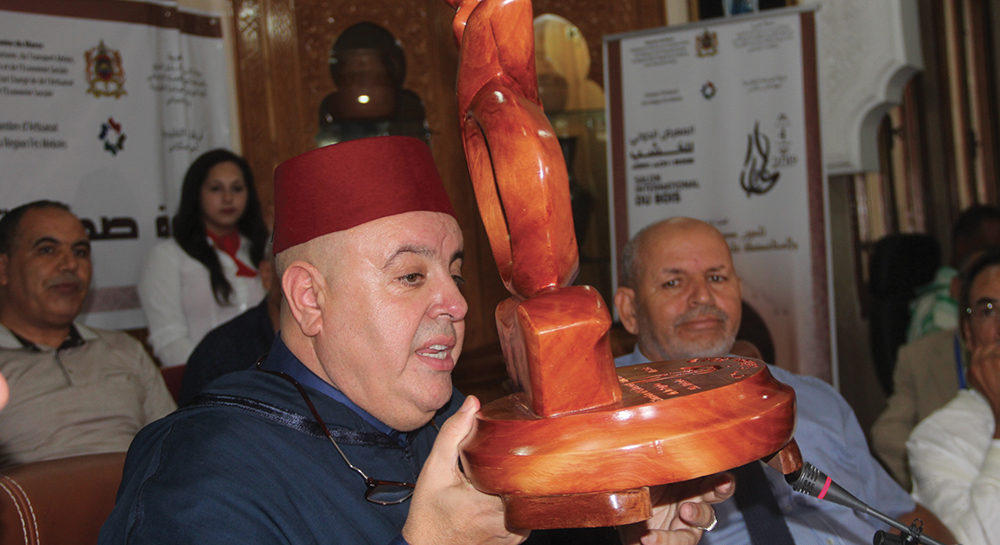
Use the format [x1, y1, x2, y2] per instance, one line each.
[44, 274, 85, 290]
[673, 305, 728, 326]
[416, 322, 460, 345]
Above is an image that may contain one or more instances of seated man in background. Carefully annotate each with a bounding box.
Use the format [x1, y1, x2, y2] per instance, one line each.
[99, 137, 729, 545]
[0, 200, 176, 468]
[177, 239, 280, 406]
[871, 248, 994, 490]
[907, 205, 1000, 342]
[908, 249, 1000, 545]
[873, 206, 1000, 489]
[614, 217, 953, 545]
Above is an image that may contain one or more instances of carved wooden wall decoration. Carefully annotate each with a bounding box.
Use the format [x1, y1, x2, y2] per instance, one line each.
[232, 0, 309, 219]
[295, 0, 437, 141]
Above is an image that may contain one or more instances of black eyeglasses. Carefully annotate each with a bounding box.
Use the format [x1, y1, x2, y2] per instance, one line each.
[256, 361, 428, 505]
[967, 301, 1000, 327]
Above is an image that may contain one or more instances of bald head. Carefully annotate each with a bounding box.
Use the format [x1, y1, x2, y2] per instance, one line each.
[615, 217, 742, 361]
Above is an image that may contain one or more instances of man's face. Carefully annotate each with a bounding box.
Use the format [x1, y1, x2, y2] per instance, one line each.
[313, 211, 467, 431]
[963, 263, 1000, 352]
[619, 220, 741, 361]
[0, 207, 92, 331]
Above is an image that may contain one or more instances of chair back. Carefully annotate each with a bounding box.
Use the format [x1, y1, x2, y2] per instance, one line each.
[0, 452, 126, 545]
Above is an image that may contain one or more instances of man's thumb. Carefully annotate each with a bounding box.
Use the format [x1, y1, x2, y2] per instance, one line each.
[423, 395, 480, 475]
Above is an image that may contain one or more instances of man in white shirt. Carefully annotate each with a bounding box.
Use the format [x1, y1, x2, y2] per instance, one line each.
[909, 249, 1000, 545]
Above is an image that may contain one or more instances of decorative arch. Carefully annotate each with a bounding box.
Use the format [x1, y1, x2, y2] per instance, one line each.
[816, 0, 922, 174]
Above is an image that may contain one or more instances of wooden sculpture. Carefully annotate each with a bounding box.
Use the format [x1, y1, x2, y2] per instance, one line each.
[444, 0, 801, 529]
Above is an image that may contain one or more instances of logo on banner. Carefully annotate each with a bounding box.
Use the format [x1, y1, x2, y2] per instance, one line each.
[775, 113, 793, 154]
[740, 121, 779, 197]
[771, 113, 798, 169]
[696, 29, 718, 57]
[99, 117, 126, 155]
[701, 82, 716, 99]
[85, 40, 127, 98]
[739, 116, 799, 197]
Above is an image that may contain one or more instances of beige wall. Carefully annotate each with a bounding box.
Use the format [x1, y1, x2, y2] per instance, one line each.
[665, 0, 690, 24]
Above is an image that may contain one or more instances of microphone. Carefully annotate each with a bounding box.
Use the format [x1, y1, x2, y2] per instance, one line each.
[784, 462, 951, 545]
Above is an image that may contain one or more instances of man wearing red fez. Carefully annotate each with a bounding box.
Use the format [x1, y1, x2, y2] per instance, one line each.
[100, 136, 725, 545]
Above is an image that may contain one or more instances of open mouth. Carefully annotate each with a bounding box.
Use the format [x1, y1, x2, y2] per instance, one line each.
[415, 342, 457, 372]
[417, 344, 451, 360]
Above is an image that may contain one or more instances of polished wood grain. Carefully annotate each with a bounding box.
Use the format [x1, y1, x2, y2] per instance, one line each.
[766, 437, 803, 475]
[447, 0, 578, 298]
[444, 0, 798, 529]
[504, 488, 652, 529]
[497, 286, 620, 417]
[463, 358, 796, 497]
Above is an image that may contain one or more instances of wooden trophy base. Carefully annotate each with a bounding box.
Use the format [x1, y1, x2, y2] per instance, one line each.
[461, 357, 797, 529]
[502, 488, 652, 529]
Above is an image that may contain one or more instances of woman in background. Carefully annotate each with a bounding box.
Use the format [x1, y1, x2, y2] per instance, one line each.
[139, 149, 268, 367]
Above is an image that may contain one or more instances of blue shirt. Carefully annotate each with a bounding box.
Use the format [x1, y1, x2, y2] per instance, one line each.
[263, 333, 409, 446]
[100, 334, 455, 545]
[615, 349, 915, 545]
[263, 335, 411, 545]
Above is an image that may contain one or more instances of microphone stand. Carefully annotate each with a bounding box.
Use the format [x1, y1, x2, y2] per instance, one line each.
[784, 462, 953, 545]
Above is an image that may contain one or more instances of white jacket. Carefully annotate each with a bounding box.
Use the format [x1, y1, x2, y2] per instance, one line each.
[138, 237, 264, 367]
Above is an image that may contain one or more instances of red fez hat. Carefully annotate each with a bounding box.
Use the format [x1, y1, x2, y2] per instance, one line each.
[272, 136, 456, 254]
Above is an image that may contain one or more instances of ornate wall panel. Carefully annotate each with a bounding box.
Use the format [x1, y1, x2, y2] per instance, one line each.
[232, 0, 309, 217]
[810, 0, 923, 174]
[295, 0, 438, 142]
[232, 0, 270, 211]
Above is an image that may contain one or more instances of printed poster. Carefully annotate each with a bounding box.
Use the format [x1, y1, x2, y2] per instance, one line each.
[0, 1, 232, 329]
[604, 8, 833, 380]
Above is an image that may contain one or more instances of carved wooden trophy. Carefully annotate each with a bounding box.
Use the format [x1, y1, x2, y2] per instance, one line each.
[444, 0, 802, 529]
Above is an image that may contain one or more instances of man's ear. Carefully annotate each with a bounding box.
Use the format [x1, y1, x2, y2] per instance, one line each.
[281, 261, 325, 337]
[0, 254, 8, 287]
[614, 286, 639, 335]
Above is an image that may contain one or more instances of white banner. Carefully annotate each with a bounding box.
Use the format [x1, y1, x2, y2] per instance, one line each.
[0, 0, 231, 330]
[605, 8, 833, 380]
